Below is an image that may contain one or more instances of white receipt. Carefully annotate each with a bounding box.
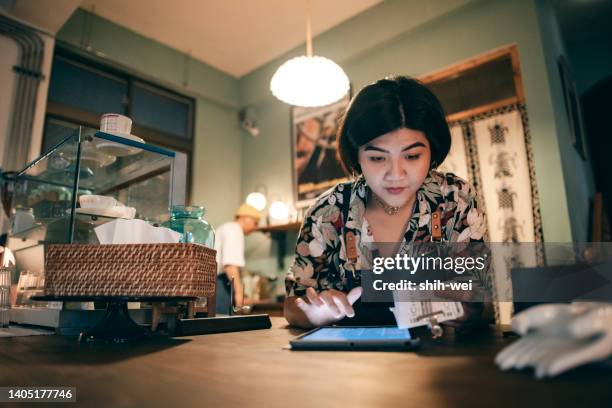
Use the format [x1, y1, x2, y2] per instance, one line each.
[390, 300, 464, 329]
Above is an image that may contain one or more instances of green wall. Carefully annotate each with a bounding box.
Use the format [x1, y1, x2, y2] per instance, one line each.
[559, 7, 612, 95]
[56, 9, 242, 227]
[534, 0, 595, 241]
[571, 36, 612, 96]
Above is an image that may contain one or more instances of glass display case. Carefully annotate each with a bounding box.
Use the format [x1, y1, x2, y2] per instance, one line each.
[6, 126, 177, 317]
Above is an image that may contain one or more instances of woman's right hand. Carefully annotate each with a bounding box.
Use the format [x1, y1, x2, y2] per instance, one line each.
[294, 287, 362, 327]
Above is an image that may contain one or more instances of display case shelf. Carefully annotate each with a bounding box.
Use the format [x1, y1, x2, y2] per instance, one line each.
[10, 212, 129, 244]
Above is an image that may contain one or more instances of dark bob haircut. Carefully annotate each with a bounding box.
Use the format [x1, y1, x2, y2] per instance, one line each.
[337, 76, 451, 176]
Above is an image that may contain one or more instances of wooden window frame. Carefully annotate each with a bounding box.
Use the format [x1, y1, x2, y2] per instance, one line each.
[419, 44, 526, 122]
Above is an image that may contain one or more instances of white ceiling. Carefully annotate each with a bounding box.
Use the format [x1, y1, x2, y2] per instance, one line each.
[1, 0, 81, 34]
[79, 0, 383, 78]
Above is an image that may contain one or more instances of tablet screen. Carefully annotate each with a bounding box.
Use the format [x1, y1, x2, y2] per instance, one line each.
[300, 327, 411, 342]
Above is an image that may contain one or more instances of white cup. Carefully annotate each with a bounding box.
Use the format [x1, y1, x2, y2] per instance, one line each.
[100, 113, 132, 135]
[12, 207, 35, 233]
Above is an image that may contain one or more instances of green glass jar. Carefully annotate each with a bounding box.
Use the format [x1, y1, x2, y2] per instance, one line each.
[162, 205, 215, 248]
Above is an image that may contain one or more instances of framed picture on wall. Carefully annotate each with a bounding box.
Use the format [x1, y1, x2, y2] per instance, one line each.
[291, 94, 351, 208]
[558, 55, 587, 160]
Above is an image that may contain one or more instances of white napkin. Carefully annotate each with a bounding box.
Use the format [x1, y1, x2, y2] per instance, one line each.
[0, 247, 15, 267]
[94, 219, 181, 244]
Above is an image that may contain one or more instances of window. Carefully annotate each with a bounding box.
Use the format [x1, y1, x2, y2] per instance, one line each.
[420, 45, 525, 121]
[41, 116, 79, 153]
[131, 81, 191, 140]
[427, 56, 517, 115]
[48, 56, 128, 116]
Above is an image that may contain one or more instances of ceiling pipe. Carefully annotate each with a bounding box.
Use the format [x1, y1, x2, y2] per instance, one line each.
[0, 14, 44, 171]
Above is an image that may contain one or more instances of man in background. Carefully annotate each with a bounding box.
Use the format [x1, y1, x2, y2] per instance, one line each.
[214, 204, 261, 314]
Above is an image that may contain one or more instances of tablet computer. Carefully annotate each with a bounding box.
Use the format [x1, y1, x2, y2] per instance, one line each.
[290, 326, 420, 351]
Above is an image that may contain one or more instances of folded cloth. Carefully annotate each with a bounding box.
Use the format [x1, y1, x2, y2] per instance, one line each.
[495, 302, 612, 378]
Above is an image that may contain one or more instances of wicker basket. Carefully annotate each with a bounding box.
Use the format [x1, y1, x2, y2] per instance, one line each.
[44, 243, 217, 299]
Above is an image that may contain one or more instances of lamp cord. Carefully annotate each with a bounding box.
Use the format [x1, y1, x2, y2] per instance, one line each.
[305, 0, 313, 57]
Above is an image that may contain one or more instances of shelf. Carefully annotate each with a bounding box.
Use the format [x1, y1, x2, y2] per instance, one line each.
[256, 222, 302, 270]
[257, 221, 301, 233]
[9, 211, 124, 243]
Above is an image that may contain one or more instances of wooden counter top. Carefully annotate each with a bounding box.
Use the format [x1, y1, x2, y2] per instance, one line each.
[0, 317, 610, 407]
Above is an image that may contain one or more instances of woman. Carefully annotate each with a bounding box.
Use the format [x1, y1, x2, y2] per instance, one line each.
[284, 76, 492, 329]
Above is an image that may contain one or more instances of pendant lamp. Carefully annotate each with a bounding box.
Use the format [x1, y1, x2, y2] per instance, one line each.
[270, 0, 350, 107]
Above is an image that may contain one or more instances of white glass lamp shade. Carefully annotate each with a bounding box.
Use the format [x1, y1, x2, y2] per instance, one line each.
[270, 56, 350, 107]
[269, 200, 289, 222]
[246, 192, 267, 211]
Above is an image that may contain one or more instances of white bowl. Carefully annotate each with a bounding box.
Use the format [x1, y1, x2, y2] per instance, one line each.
[79, 195, 117, 210]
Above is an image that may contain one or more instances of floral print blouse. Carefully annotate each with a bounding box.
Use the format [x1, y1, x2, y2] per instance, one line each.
[285, 170, 489, 297]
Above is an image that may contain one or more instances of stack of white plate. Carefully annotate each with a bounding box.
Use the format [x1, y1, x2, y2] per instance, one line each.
[77, 195, 136, 219]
